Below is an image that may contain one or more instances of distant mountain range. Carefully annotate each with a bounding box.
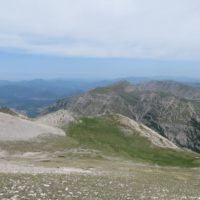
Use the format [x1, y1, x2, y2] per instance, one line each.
[46, 80, 200, 153]
[1, 77, 200, 117]
[0, 79, 112, 116]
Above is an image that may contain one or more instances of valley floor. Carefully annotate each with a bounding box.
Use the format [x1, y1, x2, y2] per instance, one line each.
[0, 155, 200, 200]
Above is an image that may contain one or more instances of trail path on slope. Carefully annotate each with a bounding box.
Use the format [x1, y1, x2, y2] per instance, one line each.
[0, 160, 94, 174]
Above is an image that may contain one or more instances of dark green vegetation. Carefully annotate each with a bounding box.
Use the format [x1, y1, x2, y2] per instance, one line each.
[66, 117, 200, 167]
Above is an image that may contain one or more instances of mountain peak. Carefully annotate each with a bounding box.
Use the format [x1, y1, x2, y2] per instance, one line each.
[91, 80, 133, 94]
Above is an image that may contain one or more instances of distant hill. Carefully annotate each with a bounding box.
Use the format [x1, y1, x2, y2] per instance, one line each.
[46, 80, 200, 153]
[1, 78, 200, 117]
[139, 80, 200, 100]
[0, 79, 112, 117]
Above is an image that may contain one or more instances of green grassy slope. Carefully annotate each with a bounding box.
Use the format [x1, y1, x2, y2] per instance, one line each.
[1, 115, 199, 167]
[66, 116, 200, 167]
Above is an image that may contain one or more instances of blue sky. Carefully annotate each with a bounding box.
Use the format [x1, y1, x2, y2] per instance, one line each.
[1, 51, 200, 80]
[0, 0, 200, 80]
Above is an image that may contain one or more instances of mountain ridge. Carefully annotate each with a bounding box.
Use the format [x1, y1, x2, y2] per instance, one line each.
[45, 80, 200, 153]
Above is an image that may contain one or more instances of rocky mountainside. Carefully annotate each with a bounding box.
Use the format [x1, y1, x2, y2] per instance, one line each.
[46, 81, 200, 153]
[107, 114, 179, 150]
[139, 80, 200, 100]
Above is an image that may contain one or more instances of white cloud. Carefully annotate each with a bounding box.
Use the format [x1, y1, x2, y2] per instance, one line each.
[0, 0, 200, 59]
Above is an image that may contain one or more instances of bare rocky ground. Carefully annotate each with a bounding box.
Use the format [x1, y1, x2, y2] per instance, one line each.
[0, 112, 65, 141]
[36, 109, 76, 127]
[0, 151, 200, 200]
[0, 166, 200, 200]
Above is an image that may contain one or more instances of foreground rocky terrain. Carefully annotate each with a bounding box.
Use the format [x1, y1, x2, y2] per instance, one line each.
[0, 162, 200, 200]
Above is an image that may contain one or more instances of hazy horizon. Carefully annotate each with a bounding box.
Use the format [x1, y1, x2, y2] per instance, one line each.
[1, 51, 200, 80]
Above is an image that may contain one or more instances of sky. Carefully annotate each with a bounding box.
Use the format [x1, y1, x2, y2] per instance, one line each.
[0, 0, 200, 80]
